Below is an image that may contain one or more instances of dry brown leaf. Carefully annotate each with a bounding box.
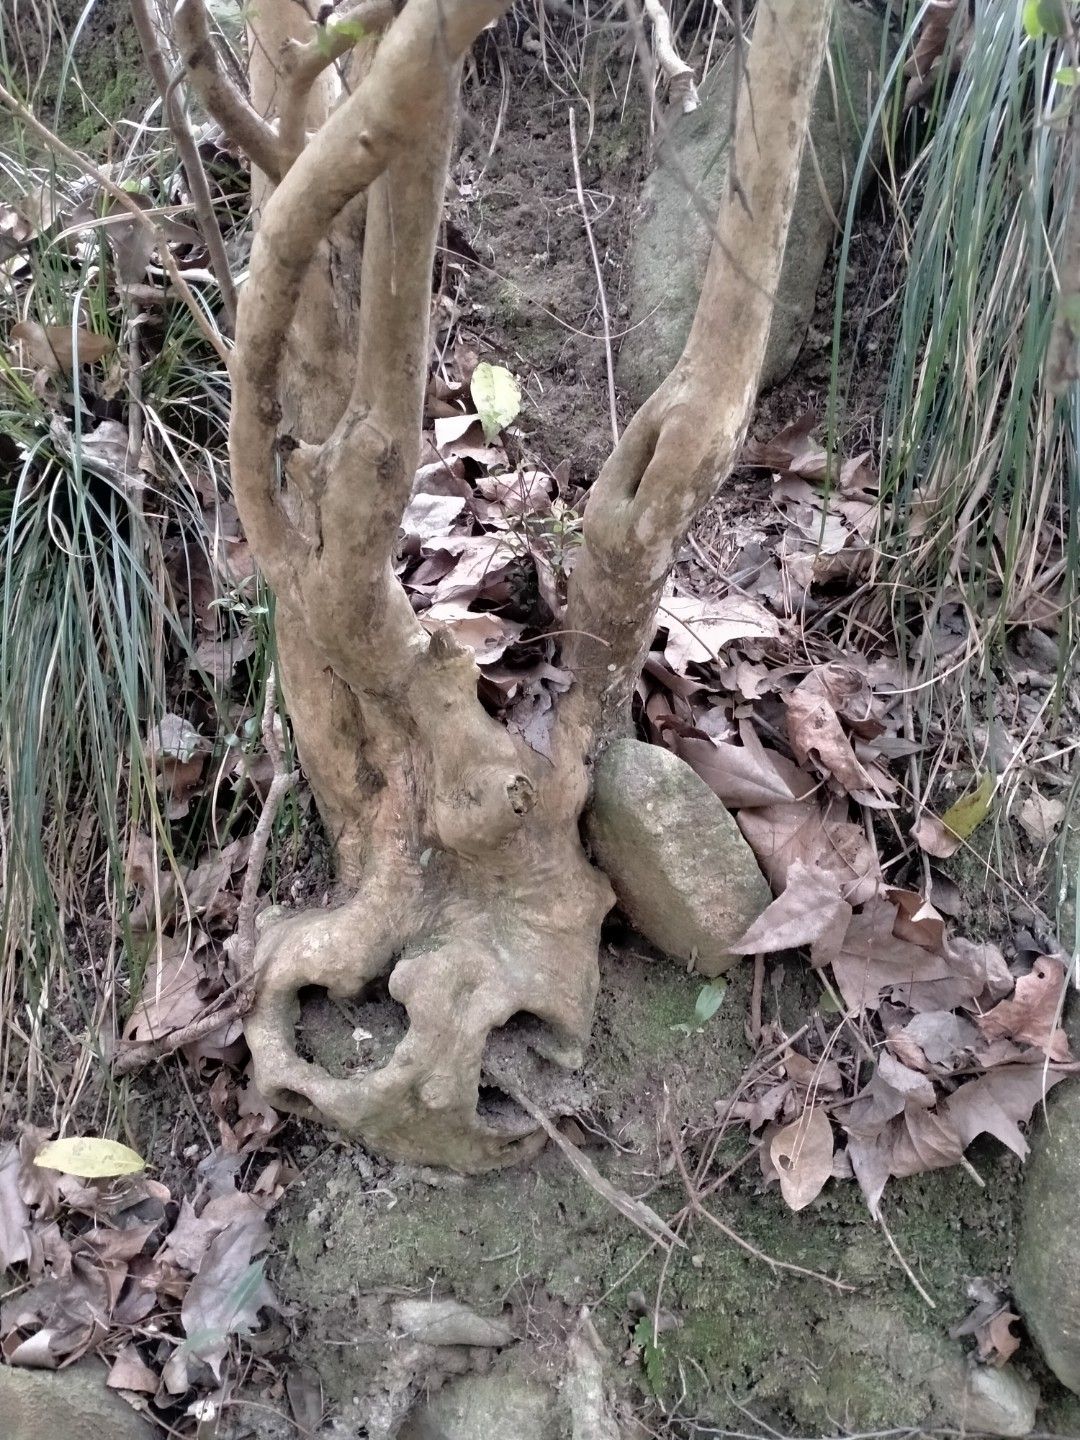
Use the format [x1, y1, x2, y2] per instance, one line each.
[911, 812, 962, 859]
[887, 1011, 979, 1071]
[107, 1342, 160, 1394]
[658, 593, 779, 671]
[946, 1064, 1069, 1159]
[421, 601, 522, 665]
[0, 1142, 31, 1270]
[730, 860, 851, 963]
[10, 319, 115, 373]
[784, 672, 897, 806]
[124, 939, 208, 1044]
[976, 956, 1072, 1061]
[675, 732, 803, 808]
[904, 0, 973, 106]
[1018, 791, 1066, 845]
[976, 1310, 1022, 1368]
[737, 794, 881, 907]
[829, 899, 986, 1014]
[170, 1210, 277, 1386]
[742, 411, 823, 473]
[770, 1106, 833, 1211]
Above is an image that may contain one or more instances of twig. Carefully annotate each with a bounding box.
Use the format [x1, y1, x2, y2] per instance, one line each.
[642, 0, 699, 113]
[749, 952, 764, 1042]
[568, 108, 620, 448]
[878, 1207, 936, 1309]
[0, 80, 232, 369]
[666, 1111, 854, 1293]
[278, 0, 397, 167]
[173, 0, 283, 183]
[498, 1075, 685, 1252]
[233, 667, 297, 976]
[130, 0, 238, 329]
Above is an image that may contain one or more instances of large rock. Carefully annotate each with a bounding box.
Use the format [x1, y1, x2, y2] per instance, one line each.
[0, 1362, 154, 1440]
[1014, 1030, 1080, 1394]
[617, 1, 889, 407]
[586, 739, 771, 976]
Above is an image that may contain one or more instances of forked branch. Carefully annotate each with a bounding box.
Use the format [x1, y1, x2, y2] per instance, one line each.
[228, 0, 508, 629]
[173, 0, 284, 182]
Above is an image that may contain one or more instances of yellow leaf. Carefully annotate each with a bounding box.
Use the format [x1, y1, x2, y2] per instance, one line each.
[939, 772, 994, 840]
[34, 1136, 146, 1178]
[470, 362, 521, 442]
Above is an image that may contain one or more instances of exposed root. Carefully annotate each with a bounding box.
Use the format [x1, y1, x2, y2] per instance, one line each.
[245, 680, 615, 1171]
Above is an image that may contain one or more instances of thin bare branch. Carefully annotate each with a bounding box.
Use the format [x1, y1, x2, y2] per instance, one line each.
[131, 0, 237, 328]
[0, 80, 232, 368]
[173, 0, 284, 183]
[230, 0, 508, 611]
[642, 0, 699, 113]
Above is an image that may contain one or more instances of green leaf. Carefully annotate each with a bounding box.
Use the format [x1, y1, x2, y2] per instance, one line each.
[1023, 0, 1068, 37]
[1055, 65, 1079, 85]
[470, 363, 521, 442]
[633, 1316, 663, 1394]
[34, 1136, 146, 1178]
[694, 978, 728, 1025]
[939, 772, 994, 840]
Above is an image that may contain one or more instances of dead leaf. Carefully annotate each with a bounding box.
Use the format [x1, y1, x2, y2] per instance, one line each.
[1018, 791, 1066, 844]
[124, 938, 208, 1043]
[0, 1141, 31, 1269]
[10, 320, 115, 373]
[421, 601, 522, 664]
[977, 956, 1072, 1061]
[658, 593, 779, 671]
[770, 1106, 833, 1211]
[976, 1309, 1022, 1367]
[784, 671, 897, 806]
[173, 1210, 277, 1385]
[887, 1011, 980, 1071]
[730, 860, 852, 964]
[830, 898, 983, 1013]
[107, 1342, 160, 1393]
[737, 794, 881, 907]
[946, 1064, 1069, 1159]
[675, 730, 803, 809]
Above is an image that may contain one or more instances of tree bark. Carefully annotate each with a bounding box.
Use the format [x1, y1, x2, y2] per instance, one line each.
[177, 0, 836, 1170]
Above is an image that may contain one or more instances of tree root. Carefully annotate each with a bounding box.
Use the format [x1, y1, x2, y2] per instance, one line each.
[247, 820, 614, 1172]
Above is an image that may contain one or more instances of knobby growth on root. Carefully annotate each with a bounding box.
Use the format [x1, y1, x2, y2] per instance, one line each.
[172, 0, 835, 1170]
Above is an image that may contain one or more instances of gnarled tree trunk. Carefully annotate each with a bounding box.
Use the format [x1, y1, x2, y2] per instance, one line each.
[174, 0, 835, 1171]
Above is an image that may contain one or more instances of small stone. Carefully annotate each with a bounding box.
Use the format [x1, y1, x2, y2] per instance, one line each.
[932, 1363, 1040, 1438]
[0, 1362, 155, 1440]
[586, 739, 771, 977]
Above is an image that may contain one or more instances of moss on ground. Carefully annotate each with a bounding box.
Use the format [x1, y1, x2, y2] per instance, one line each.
[275, 945, 1078, 1432]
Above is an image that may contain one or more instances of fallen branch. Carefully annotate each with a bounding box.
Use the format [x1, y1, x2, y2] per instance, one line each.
[497, 1075, 685, 1252]
[130, 0, 238, 328]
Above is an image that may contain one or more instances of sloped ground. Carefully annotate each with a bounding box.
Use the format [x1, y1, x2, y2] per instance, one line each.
[1, 6, 1078, 1438]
